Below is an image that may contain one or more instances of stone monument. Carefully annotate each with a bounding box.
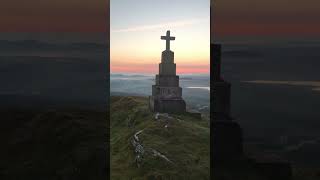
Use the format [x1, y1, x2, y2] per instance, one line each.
[149, 30, 186, 113]
[211, 44, 243, 162]
[211, 44, 292, 180]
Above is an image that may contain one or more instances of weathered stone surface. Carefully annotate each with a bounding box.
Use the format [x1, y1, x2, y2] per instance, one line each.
[211, 43, 292, 180]
[211, 43, 244, 163]
[131, 130, 145, 168]
[212, 81, 231, 119]
[149, 96, 186, 113]
[212, 44, 222, 81]
[149, 31, 186, 113]
[155, 75, 179, 87]
[159, 63, 176, 76]
[161, 50, 174, 64]
[152, 86, 182, 98]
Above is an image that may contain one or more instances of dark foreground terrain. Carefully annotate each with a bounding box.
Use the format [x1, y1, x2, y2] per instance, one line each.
[0, 108, 108, 180]
[0, 38, 109, 179]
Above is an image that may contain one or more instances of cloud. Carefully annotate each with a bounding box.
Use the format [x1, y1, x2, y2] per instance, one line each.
[243, 80, 320, 92]
[111, 18, 208, 33]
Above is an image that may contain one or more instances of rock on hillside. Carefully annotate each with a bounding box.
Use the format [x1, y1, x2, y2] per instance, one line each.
[110, 96, 210, 180]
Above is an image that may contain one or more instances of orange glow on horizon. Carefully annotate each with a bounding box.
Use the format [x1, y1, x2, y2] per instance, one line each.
[0, 0, 109, 32]
[213, 22, 320, 37]
[111, 62, 209, 74]
[110, 1, 210, 74]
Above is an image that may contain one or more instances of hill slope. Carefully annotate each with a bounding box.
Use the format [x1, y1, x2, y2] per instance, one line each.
[110, 96, 210, 179]
[0, 109, 107, 180]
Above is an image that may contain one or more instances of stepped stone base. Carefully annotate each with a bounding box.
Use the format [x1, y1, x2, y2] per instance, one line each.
[210, 43, 292, 180]
[212, 81, 231, 116]
[152, 85, 182, 98]
[149, 96, 186, 113]
[159, 63, 176, 75]
[155, 75, 179, 87]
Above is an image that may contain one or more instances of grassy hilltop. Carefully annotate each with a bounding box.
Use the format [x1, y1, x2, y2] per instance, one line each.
[110, 96, 210, 180]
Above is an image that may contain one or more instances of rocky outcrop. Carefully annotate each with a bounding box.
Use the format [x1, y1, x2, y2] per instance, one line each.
[129, 111, 177, 168]
[131, 129, 173, 168]
[149, 148, 173, 164]
[111, 96, 210, 179]
[131, 130, 145, 167]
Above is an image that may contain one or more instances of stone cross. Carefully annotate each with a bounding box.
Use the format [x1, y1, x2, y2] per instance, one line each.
[161, 30, 175, 51]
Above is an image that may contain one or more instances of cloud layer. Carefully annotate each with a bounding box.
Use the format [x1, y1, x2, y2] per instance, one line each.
[112, 18, 208, 33]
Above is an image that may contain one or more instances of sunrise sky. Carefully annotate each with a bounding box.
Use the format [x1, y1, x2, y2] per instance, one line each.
[1, 0, 319, 36]
[110, 0, 210, 74]
[0, 0, 108, 32]
[1, 0, 320, 67]
[212, 0, 320, 39]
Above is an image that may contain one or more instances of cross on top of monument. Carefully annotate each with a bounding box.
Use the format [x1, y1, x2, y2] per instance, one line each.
[161, 30, 175, 51]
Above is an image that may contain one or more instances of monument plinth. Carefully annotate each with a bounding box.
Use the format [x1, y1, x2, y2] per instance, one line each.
[211, 43, 292, 180]
[149, 30, 186, 113]
[211, 44, 243, 162]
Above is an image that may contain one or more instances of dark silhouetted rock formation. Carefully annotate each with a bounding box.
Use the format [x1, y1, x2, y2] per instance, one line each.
[211, 44, 243, 162]
[211, 43, 292, 180]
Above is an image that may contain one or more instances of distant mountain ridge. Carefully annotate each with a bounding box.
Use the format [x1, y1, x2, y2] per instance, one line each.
[0, 40, 108, 52]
